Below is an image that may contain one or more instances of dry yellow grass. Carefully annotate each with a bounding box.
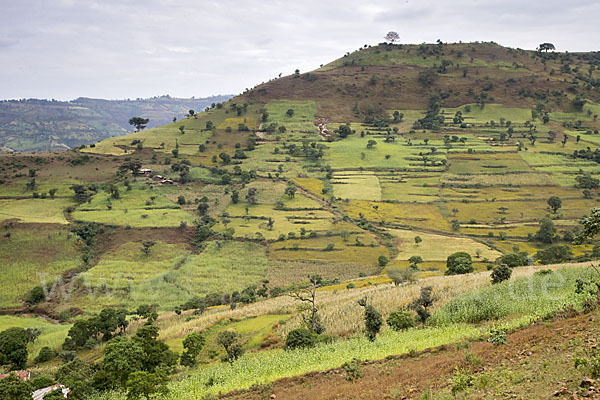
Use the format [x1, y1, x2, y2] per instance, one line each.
[294, 178, 325, 197]
[150, 259, 594, 344]
[342, 200, 452, 231]
[388, 228, 501, 262]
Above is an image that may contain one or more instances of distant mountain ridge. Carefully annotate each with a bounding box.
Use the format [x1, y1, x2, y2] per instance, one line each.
[0, 94, 232, 153]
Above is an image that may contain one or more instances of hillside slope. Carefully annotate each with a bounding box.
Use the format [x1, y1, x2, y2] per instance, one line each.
[1, 41, 600, 399]
[0, 94, 231, 153]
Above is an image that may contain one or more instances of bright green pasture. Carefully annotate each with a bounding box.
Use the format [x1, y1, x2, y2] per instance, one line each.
[325, 136, 444, 170]
[548, 102, 600, 122]
[0, 198, 72, 224]
[232, 142, 310, 178]
[0, 227, 80, 308]
[83, 106, 232, 156]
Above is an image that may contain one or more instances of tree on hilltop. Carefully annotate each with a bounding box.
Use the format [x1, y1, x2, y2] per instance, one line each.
[384, 31, 400, 44]
[537, 43, 555, 52]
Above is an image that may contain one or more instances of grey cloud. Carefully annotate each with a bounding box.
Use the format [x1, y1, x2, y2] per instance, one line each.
[0, 0, 598, 100]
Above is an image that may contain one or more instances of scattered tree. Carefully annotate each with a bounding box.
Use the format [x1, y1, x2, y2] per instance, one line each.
[445, 252, 474, 275]
[217, 330, 244, 364]
[285, 328, 317, 350]
[547, 196, 562, 213]
[289, 275, 324, 334]
[0, 327, 29, 370]
[387, 310, 416, 331]
[129, 117, 149, 132]
[180, 333, 205, 367]
[357, 297, 382, 341]
[535, 217, 556, 244]
[491, 264, 512, 284]
[141, 241, 155, 256]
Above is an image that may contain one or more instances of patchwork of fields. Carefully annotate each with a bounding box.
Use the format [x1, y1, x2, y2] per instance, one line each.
[2, 42, 600, 400]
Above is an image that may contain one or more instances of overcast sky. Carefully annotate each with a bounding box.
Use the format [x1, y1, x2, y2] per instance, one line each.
[1, 0, 598, 101]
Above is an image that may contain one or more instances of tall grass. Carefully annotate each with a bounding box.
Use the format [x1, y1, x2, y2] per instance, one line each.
[430, 267, 596, 326]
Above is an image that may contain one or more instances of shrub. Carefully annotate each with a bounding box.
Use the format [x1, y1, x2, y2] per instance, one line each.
[26, 286, 45, 305]
[342, 358, 363, 381]
[35, 346, 57, 363]
[408, 256, 423, 264]
[378, 255, 389, 267]
[450, 368, 475, 394]
[386, 311, 416, 331]
[357, 297, 382, 341]
[535, 217, 556, 244]
[491, 264, 512, 284]
[495, 253, 526, 268]
[285, 328, 317, 350]
[488, 326, 507, 345]
[218, 330, 244, 364]
[445, 252, 473, 275]
[535, 245, 573, 264]
[387, 268, 415, 286]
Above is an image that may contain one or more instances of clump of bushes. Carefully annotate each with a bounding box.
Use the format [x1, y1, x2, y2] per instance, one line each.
[386, 310, 416, 331]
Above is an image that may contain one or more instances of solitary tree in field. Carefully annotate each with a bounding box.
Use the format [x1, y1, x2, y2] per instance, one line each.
[286, 109, 294, 117]
[384, 31, 400, 44]
[129, 117, 149, 132]
[414, 236, 422, 246]
[141, 241, 156, 256]
[289, 275, 324, 334]
[547, 196, 562, 213]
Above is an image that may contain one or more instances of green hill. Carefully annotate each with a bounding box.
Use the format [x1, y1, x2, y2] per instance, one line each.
[1, 41, 600, 399]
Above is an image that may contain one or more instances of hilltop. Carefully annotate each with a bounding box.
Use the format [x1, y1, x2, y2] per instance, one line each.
[0, 94, 231, 153]
[1, 41, 600, 399]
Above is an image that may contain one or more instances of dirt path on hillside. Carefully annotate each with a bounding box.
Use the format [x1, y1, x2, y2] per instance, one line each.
[222, 309, 600, 400]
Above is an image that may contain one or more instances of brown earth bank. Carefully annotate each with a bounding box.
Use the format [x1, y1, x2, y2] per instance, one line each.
[222, 309, 600, 400]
